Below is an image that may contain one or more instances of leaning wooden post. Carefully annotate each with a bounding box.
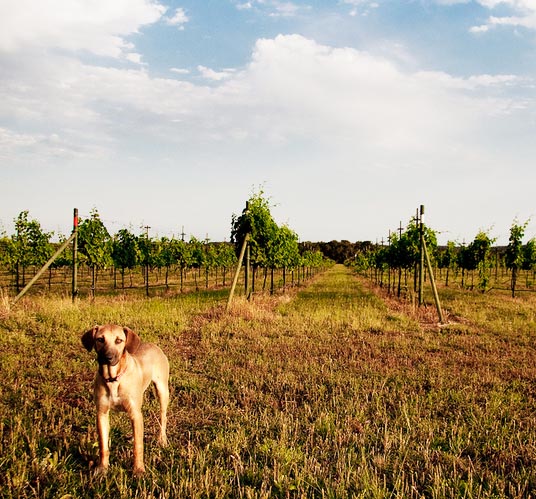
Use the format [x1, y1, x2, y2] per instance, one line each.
[227, 233, 250, 311]
[72, 208, 79, 302]
[422, 238, 446, 324]
[12, 231, 77, 305]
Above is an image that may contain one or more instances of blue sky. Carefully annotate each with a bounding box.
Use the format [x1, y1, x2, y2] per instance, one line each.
[1, 0, 535, 244]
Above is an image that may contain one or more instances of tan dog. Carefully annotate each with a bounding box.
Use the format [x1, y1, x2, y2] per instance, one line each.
[82, 324, 169, 475]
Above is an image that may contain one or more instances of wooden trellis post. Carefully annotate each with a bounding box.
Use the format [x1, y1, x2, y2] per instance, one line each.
[419, 204, 425, 306]
[226, 233, 250, 311]
[245, 234, 251, 299]
[423, 238, 446, 324]
[12, 212, 78, 305]
[72, 208, 78, 302]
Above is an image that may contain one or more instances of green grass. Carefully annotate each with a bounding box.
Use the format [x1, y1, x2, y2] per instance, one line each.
[1, 265, 535, 498]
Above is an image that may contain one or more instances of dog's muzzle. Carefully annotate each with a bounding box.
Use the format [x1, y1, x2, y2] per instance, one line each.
[97, 351, 119, 366]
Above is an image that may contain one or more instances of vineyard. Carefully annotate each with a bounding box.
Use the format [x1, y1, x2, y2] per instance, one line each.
[0, 193, 327, 302]
[2, 199, 535, 307]
[348, 212, 536, 303]
[1, 197, 536, 498]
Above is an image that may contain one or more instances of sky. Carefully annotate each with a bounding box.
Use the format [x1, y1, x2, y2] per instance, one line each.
[1, 0, 535, 245]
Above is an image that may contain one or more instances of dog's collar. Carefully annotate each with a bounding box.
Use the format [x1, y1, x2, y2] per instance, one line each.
[100, 363, 127, 383]
[105, 368, 126, 383]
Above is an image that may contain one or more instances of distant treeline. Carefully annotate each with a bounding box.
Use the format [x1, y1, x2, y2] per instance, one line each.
[302, 240, 374, 264]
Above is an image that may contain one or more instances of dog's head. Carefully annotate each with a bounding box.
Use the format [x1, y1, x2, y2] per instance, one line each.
[82, 324, 141, 366]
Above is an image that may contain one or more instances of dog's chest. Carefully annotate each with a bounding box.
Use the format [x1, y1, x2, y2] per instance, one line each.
[107, 383, 128, 411]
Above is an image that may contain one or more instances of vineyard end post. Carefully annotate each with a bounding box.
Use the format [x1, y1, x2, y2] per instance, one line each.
[418, 204, 425, 306]
[72, 208, 78, 302]
[245, 239, 251, 300]
[144, 225, 151, 297]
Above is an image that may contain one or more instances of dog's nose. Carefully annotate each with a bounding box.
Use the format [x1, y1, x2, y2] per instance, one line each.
[97, 351, 115, 365]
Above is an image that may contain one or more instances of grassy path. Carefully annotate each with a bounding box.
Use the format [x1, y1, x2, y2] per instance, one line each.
[170, 264, 536, 498]
[1, 265, 535, 498]
[278, 263, 417, 333]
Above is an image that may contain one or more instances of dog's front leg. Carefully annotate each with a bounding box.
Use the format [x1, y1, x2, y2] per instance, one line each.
[96, 409, 110, 474]
[131, 410, 145, 474]
[154, 381, 169, 447]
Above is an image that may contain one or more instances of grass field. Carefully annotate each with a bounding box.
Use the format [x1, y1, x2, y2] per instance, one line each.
[1, 264, 535, 498]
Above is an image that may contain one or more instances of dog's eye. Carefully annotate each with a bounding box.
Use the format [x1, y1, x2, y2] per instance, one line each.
[97, 337, 105, 343]
[115, 338, 124, 344]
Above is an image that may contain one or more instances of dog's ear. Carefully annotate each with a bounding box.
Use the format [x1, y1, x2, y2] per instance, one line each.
[123, 327, 141, 354]
[81, 326, 99, 352]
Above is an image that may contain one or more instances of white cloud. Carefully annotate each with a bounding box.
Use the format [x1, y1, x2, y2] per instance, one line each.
[1, 33, 531, 156]
[471, 0, 536, 8]
[434, 0, 470, 4]
[170, 67, 190, 75]
[236, 35, 485, 148]
[343, 0, 379, 16]
[0, 128, 39, 149]
[126, 52, 144, 64]
[197, 65, 235, 81]
[0, 0, 165, 57]
[12, 33, 535, 173]
[467, 73, 519, 86]
[489, 13, 536, 28]
[165, 7, 189, 29]
[475, 0, 508, 8]
[237, 0, 305, 17]
[269, 2, 301, 17]
[470, 0, 536, 32]
[470, 24, 490, 33]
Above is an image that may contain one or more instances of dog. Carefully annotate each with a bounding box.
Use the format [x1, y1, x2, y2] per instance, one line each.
[82, 324, 169, 475]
